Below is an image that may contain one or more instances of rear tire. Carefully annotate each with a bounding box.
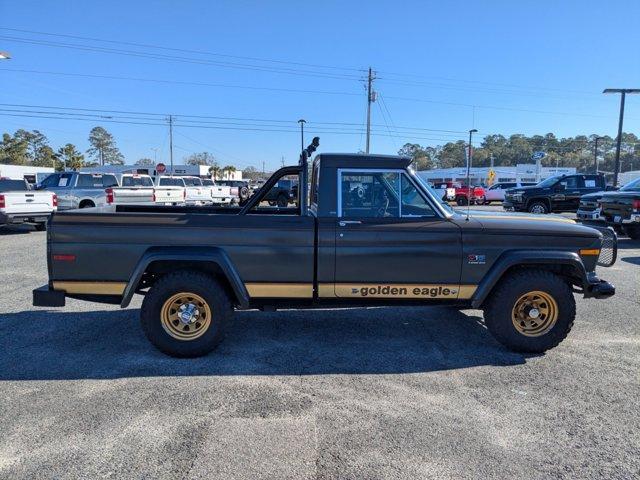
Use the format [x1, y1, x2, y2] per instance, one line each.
[140, 271, 232, 357]
[34, 222, 47, 231]
[79, 200, 95, 209]
[483, 269, 575, 353]
[527, 201, 548, 214]
[456, 196, 468, 206]
[625, 225, 640, 239]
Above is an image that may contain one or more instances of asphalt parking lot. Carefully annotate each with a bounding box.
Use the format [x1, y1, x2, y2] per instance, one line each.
[1, 210, 639, 479]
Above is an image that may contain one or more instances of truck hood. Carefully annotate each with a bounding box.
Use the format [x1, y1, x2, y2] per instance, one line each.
[599, 190, 640, 201]
[454, 210, 600, 238]
[505, 185, 544, 195]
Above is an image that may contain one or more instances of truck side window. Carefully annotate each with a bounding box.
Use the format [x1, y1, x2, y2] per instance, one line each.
[340, 172, 400, 218]
[77, 174, 105, 188]
[560, 177, 579, 189]
[400, 174, 435, 217]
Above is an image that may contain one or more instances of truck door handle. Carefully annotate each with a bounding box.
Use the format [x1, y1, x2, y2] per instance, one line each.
[339, 220, 362, 226]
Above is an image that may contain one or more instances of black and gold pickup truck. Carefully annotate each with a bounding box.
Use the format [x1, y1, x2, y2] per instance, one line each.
[34, 151, 617, 357]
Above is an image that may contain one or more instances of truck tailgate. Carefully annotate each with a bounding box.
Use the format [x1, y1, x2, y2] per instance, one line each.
[154, 187, 184, 204]
[1, 191, 55, 214]
[112, 188, 154, 205]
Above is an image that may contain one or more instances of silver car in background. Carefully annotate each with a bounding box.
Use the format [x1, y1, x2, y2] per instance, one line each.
[37, 172, 119, 210]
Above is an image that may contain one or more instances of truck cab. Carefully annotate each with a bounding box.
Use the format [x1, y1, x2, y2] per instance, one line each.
[34, 152, 616, 358]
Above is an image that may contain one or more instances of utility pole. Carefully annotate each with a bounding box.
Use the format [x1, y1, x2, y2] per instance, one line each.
[262, 160, 265, 175]
[151, 147, 158, 164]
[168, 115, 174, 176]
[594, 137, 603, 174]
[365, 67, 376, 154]
[603, 88, 640, 186]
[466, 129, 478, 221]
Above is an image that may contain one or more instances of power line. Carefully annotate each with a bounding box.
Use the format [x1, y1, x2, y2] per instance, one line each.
[0, 35, 362, 81]
[0, 27, 364, 73]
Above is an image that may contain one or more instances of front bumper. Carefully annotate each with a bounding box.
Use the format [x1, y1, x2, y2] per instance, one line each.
[583, 274, 615, 299]
[577, 208, 602, 222]
[502, 200, 525, 211]
[604, 213, 640, 225]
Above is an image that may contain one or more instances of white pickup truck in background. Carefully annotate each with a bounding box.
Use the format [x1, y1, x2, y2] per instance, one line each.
[202, 178, 234, 205]
[181, 176, 215, 206]
[106, 174, 185, 206]
[0, 178, 57, 230]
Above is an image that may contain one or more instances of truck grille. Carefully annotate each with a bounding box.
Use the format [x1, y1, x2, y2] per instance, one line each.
[596, 227, 617, 267]
[579, 201, 598, 212]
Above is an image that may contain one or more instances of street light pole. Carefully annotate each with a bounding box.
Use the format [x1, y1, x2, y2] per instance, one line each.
[603, 88, 640, 186]
[594, 137, 603, 174]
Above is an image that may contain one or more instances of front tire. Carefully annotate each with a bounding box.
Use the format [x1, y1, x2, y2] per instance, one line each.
[527, 201, 548, 214]
[140, 271, 232, 357]
[456, 196, 468, 206]
[483, 269, 575, 353]
[276, 194, 288, 208]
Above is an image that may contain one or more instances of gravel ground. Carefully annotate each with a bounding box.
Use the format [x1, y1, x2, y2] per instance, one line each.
[1, 213, 639, 479]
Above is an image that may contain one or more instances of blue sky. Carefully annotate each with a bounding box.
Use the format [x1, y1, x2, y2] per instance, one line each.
[1, 0, 639, 170]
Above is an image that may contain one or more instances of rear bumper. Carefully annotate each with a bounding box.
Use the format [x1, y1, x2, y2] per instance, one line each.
[603, 212, 640, 225]
[0, 211, 52, 224]
[33, 285, 66, 307]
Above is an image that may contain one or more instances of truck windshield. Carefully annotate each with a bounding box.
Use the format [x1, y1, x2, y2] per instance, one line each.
[159, 177, 185, 187]
[122, 176, 153, 187]
[537, 176, 560, 188]
[620, 177, 640, 192]
[411, 171, 453, 214]
[183, 177, 203, 186]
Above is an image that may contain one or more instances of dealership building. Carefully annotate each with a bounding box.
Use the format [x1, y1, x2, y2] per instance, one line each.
[417, 163, 576, 185]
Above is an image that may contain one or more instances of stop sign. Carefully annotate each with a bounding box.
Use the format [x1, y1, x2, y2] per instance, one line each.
[156, 163, 166, 174]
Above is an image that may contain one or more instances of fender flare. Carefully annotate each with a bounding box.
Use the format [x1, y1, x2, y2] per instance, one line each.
[471, 250, 587, 308]
[120, 246, 249, 308]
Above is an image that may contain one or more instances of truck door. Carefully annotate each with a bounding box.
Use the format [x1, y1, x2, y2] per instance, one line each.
[329, 169, 464, 301]
[556, 176, 582, 211]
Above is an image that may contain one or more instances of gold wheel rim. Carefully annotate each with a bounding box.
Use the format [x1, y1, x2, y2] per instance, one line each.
[511, 290, 558, 337]
[160, 292, 212, 341]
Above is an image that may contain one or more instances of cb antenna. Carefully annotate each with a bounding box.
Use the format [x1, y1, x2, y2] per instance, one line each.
[466, 129, 478, 222]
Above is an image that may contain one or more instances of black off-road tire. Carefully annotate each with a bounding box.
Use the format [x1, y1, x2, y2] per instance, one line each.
[34, 222, 47, 231]
[483, 269, 576, 353]
[456, 196, 468, 206]
[140, 271, 232, 357]
[79, 200, 95, 209]
[625, 225, 640, 240]
[276, 194, 288, 208]
[239, 186, 250, 201]
[527, 201, 549, 214]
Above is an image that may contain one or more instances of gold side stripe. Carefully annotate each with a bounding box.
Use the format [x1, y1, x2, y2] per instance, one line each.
[52, 281, 127, 295]
[321, 283, 477, 300]
[245, 283, 313, 298]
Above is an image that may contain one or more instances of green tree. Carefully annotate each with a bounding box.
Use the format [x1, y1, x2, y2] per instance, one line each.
[0, 132, 29, 165]
[208, 165, 221, 180]
[135, 157, 154, 166]
[31, 145, 57, 168]
[87, 126, 124, 165]
[185, 152, 216, 166]
[222, 165, 237, 179]
[57, 143, 85, 171]
[437, 140, 466, 168]
[397, 143, 436, 170]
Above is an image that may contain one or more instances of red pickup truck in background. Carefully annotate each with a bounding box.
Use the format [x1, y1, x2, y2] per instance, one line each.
[434, 181, 486, 206]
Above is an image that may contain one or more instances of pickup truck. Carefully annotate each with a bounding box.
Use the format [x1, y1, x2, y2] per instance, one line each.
[104, 174, 186, 207]
[598, 177, 640, 239]
[153, 176, 188, 205]
[0, 178, 57, 230]
[202, 179, 234, 205]
[33, 151, 616, 358]
[37, 172, 119, 209]
[504, 174, 606, 214]
[485, 182, 536, 204]
[216, 180, 250, 202]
